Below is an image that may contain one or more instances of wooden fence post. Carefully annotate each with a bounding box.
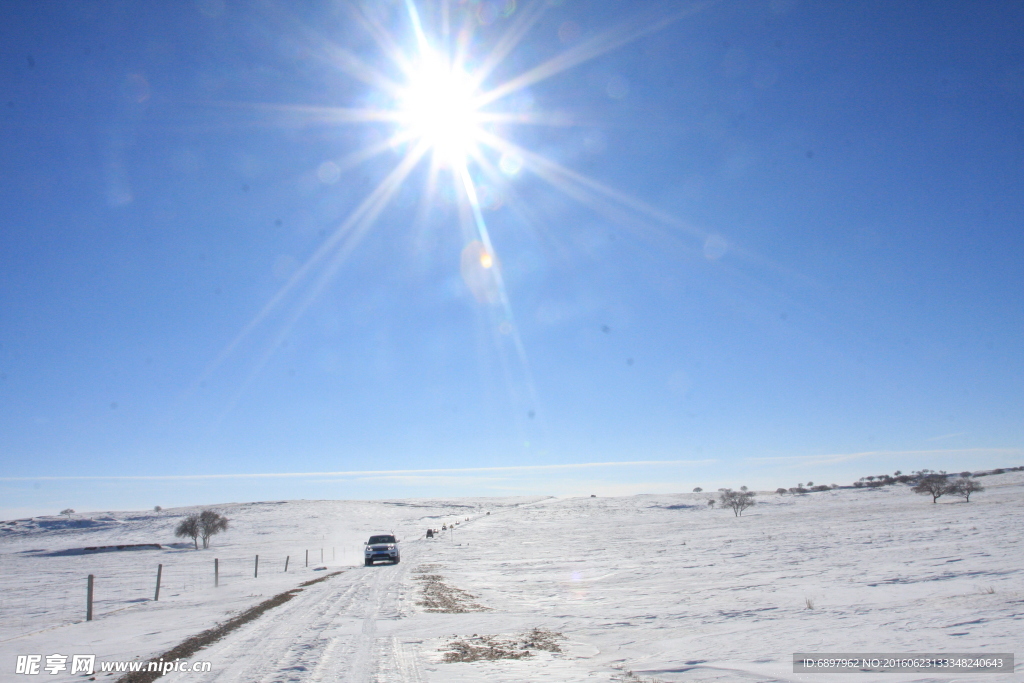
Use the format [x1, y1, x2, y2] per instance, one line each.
[305, 549, 308, 567]
[321, 548, 323, 563]
[284, 555, 289, 572]
[254, 555, 259, 578]
[154, 564, 162, 601]
[215, 558, 219, 587]
[86, 575, 94, 621]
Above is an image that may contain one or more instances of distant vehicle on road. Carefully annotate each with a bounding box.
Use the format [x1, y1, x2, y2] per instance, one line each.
[364, 534, 400, 565]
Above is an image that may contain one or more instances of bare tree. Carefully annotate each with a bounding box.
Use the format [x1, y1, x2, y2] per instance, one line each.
[154, 505, 162, 512]
[912, 475, 951, 503]
[60, 508, 74, 519]
[175, 514, 201, 549]
[719, 488, 756, 516]
[776, 488, 787, 495]
[707, 499, 715, 508]
[692, 487, 703, 493]
[199, 510, 229, 549]
[949, 478, 984, 502]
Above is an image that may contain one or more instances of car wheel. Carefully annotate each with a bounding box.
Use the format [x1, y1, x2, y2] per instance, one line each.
[364, 559, 372, 566]
[393, 557, 400, 564]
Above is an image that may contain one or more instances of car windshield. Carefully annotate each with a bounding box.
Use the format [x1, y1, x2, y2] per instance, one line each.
[368, 536, 395, 545]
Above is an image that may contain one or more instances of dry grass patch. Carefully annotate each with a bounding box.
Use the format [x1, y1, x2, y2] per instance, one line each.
[441, 628, 564, 663]
[611, 670, 667, 683]
[414, 565, 487, 613]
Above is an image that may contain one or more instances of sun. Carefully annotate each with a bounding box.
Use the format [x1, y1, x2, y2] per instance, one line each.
[397, 50, 481, 168]
[209, 2, 701, 417]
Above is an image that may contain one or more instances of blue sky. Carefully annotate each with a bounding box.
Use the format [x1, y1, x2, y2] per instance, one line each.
[2, 0, 1022, 518]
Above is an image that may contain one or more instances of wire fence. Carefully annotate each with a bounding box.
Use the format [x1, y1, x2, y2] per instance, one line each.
[0, 545, 361, 642]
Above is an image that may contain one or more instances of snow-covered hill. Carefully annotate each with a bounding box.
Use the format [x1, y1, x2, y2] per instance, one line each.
[1, 476, 1020, 682]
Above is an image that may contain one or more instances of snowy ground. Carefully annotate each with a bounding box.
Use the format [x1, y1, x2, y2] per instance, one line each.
[1, 474, 1021, 682]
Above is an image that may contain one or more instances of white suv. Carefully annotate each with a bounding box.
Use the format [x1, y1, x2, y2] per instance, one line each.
[364, 534, 400, 565]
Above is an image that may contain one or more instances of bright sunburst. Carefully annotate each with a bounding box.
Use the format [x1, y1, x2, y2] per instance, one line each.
[208, 1, 704, 421]
[397, 51, 481, 168]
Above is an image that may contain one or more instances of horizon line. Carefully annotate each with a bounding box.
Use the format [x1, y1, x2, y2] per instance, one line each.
[0, 458, 718, 482]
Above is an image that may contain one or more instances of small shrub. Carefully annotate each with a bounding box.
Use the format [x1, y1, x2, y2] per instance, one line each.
[60, 508, 74, 519]
[692, 487, 702, 493]
[719, 488, 756, 516]
[154, 505, 162, 512]
[175, 514, 201, 549]
[912, 475, 951, 503]
[776, 488, 787, 495]
[948, 478, 984, 502]
[199, 510, 229, 548]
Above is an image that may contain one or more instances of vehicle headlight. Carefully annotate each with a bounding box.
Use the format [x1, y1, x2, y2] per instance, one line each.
[387, 544, 395, 550]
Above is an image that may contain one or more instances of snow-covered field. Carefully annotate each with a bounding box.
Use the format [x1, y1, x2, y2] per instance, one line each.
[2, 474, 1021, 682]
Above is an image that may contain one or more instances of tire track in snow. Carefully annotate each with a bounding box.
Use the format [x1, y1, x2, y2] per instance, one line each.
[163, 545, 419, 683]
[343, 567, 383, 683]
[373, 637, 425, 683]
[257, 576, 368, 681]
[347, 550, 413, 682]
[161, 570, 364, 683]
